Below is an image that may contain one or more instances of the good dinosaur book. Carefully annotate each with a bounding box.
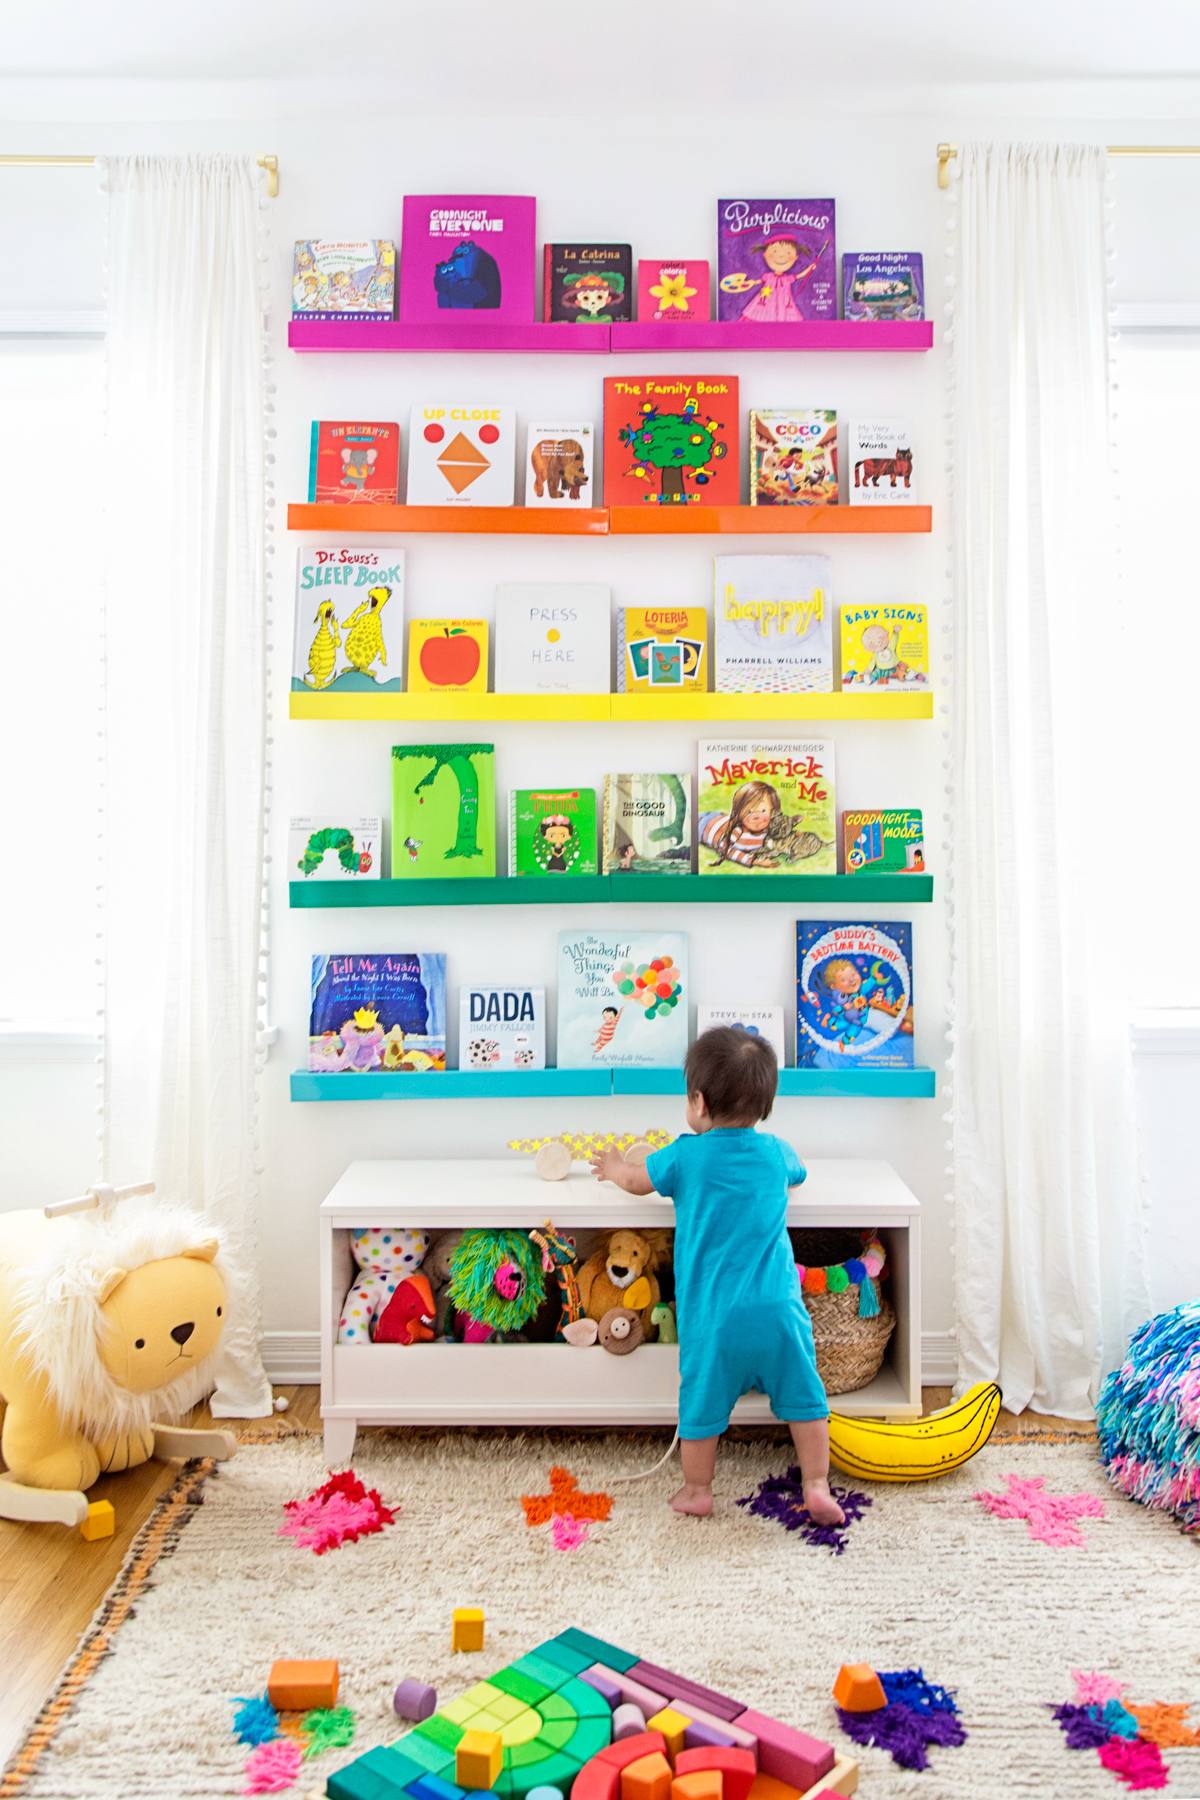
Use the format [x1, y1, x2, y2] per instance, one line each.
[391, 743, 496, 879]
[557, 930, 688, 1069]
[796, 920, 913, 1069]
[603, 375, 738, 507]
[508, 788, 599, 877]
[697, 741, 835, 876]
[289, 815, 382, 881]
[602, 773, 692, 875]
[308, 953, 446, 1073]
[292, 545, 405, 696]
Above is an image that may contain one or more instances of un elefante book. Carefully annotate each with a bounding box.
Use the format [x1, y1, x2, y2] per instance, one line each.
[603, 774, 692, 875]
[714, 554, 833, 693]
[696, 1004, 786, 1067]
[290, 816, 382, 881]
[308, 421, 399, 505]
[796, 921, 913, 1070]
[459, 986, 546, 1070]
[399, 195, 536, 324]
[407, 404, 516, 507]
[557, 930, 687, 1069]
[848, 420, 916, 505]
[508, 788, 599, 877]
[292, 545, 405, 696]
[617, 606, 708, 693]
[844, 810, 925, 874]
[750, 410, 838, 507]
[543, 244, 632, 323]
[840, 604, 928, 691]
[697, 741, 835, 876]
[843, 253, 924, 322]
[292, 240, 394, 322]
[717, 199, 836, 323]
[494, 585, 610, 694]
[525, 423, 595, 507]
[309, 953, 446, 1073]
[391, 743, 496, 879]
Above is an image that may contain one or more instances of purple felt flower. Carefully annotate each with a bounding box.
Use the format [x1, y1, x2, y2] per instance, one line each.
[1049, 1703, 1115, 1751]
[836, 1701, 967, 1771]
[736, 1467, 872, 1554]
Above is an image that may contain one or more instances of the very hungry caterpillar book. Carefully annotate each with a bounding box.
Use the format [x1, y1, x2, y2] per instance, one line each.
[309, 953, 446, 1073]
[543, 244, 632, 322]
[290, 815, 382, 881]
[391, 744, 496, 879]
[697, 741, 835, 875]
[603, 375, 738, 507]
[508, 788, 599, 876]
[407, 619, 488, 693]
[292, 545, 404, 694]
[616, 606, 708, 693]
[292, 240, 394, 321]
[717, 199, 836, 322]
[840, 604, 928, 689]
[557, 930, 688, 1069]
[399, 195, 536, 324]
[637, 259, 710, 323]
[308, 421, 399, 505]
[459, 986, 546, 1070]
[796, 921, 913, 1069]
[844, 810, 925, 873]
[714, 554, 833, 693]
[603, 774, 692, 875]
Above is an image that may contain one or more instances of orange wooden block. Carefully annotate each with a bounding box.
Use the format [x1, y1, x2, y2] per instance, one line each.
[80, 1500, 115, 1541]
[832, 1665, 886, 1713]
[598, 1734, 669, 1771]
[457, 1728, 503, 1790]
[746, 1776, 801, 1800]
[453, 1607, 485, 1652]
[267, 1659, 339, 1710]
[671, 1774, 722, 1800]
[675, 1749, 754, 1800]
[621, 1751, 674, 1800]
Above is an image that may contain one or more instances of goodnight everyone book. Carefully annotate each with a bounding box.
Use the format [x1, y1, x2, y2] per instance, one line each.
[399, 195, 536, 324]
[696, 1004, 786, 1066]
[309, 953, 446, 1073]
[290, 815, 382, 881]
[714, 554, 833, 693]
[292, 240, 394, 321]
[458, 985, 546, 1070]
[697, 740, 836, 876]
[557, 930, 688, 1069]
[543, 244, 632, 322]
[796, 921, 913, 1070]
[508, 788, 599, 877]
[307, 422, 400, 505]
[844, 809, 925, 873]
[494, 584, 610, 693]
[750, 410, 838, 506]
[636, 259, 711, 323]
[292, 545, 404, 695]
[848, 420, 916, 505]
[407, 404, 516, 506]
[717, 199, 836, 323]
[843, 253, 924, 321]
[603, 375, 738, 507]
[616, 606, 708, 693]
[840, 604, 928, 690]
[525, 422, 594, 507]
[391, 743, 496, 879]
[603, 774, 692, 875]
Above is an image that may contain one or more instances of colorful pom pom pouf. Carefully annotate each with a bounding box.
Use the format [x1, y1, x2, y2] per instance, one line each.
[1097, 1297, 1200, 1532]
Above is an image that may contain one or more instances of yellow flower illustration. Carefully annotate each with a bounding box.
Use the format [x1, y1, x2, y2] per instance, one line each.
[650, 271, 697, 312]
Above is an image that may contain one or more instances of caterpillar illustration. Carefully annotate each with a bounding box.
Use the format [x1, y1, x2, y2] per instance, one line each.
[298, 827, 371, 877]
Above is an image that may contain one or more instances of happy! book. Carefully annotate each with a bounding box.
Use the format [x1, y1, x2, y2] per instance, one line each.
[399, 195, 536, 324]
[557, 930, 687, 1069]
[697, 741, 835, 876]
[292, 545, 405, 696]
[717, 199, 836, 322]
[603, 375, 738, 507]
[391, 743, 496, 879]
[796, 921, 913, 1069]
[309, 953, 446, 1074]
[714, 554, 833, 693]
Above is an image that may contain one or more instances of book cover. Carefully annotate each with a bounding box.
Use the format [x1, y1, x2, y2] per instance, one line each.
[843, 252, 924, 322]
[293, 239, 395, 321]
[494, 584, 610, 694]
[307, 421, 400, 505]
[557, 930, 687, 1069]
[399, 195, 536, 324]
[696, 1004, 786, 1066]
[616, 606, 708, 693]
[407, 403, 516, 506]
[714, 554, 833, 693]
[543, 244, 632, 323]
[391, 743, 496, 879]
[848, 420, 916, 505]
[697, 740, 835, 875]
[309, 953, 446, 1073]
[459, 985, 546, 1070]
[292, 545, 405, 694]
[290, 815, 382, 881]
[407, 619, 488, 693]
[840, 604, 928, 691]
[509, 788, 599, 877]
[603, 375, 738, 507]
[750, 410, 838, 506]
[843, 810, 925, 874]
[636, 259, 711, 323]
[796, 921, 913, 1070]
[603, 774, 692, 875]
[717, 199, 836, 323]
[525, 422, 595, 507]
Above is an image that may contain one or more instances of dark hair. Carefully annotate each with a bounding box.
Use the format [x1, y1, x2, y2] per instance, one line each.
[602, 1005, 618, 1018]
[685, 1026, 777, 1123]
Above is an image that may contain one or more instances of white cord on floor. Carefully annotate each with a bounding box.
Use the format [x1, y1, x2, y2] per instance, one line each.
[612, 1428, 680, 1482]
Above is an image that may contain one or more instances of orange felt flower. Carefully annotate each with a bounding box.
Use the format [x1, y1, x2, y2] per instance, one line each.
[521, 1465, 613, 1527]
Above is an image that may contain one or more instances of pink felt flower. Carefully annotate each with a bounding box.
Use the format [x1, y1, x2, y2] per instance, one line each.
[243, 1739, 303, 1793]
[279, 1469, 397, 1555]
[1097, 1736, 1168, 1790]
[1072, 1669, 1127, 1707]
[551, 1510, 591, 1551]
[974, 1474, 1106, 1547]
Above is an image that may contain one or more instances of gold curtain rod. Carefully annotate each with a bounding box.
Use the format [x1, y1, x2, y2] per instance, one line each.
[0, 153, 278, 196]
[937, 140, 1200, 188]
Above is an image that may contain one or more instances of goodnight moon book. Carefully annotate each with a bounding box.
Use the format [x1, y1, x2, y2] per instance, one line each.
[557, 930, 688, 1069]
[796, 921, 913, 1070]
[309, 953, 446, 1074]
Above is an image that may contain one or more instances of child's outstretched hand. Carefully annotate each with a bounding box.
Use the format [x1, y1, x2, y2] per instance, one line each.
[590, 1148, 654, 1196]
[590, 1147, 622, 1184]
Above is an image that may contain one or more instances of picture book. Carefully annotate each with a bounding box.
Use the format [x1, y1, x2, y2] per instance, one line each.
[603, 375, 739, 508]
[407, 619, 488, 693]
[717, 200, 836, 323]
[840, 604, 928, 690]
[509, 788, 599, 877]
[848, 420, 916, 505]
[525, 422, 594, 507]
[308, 422, 400, 506]
[843, 253, 924, 322]
[636, 260, 711, 323]
[714, 554, 833, 693]
[843, 809, 925, 874]
[750, 410, 838, 506]
[459, 985, 546, 1070]
[796, 921, 913, 1070]
[309, 953, 446, 1073]
[399, 195, 536, 325]
[616, 606, 708, 693]
[290, 815, 382, 881]
[603, 774, 692, 875]
[494, 585, 610, 694]
[391, 743, 496, 880]
[697, 741, 836, 876]
[292, 545, 405, 695]
[292, 240, 395, 321]
[557, 930, 688, 1069]
[696, 1004, 786, 1066]
[407, 403, 516, 506]
[543, 244, 632, 323]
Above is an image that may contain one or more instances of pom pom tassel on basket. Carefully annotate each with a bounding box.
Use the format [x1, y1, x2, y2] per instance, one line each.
[793, 1228, 896, 1396]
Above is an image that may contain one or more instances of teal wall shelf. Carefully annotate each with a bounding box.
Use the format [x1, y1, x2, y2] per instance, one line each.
[290, 873, 933, 909]
[611, 1067, 936, 1098]
[291, 1067, 935, 1101]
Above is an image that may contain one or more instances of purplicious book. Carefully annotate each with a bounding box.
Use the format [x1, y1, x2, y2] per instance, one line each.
[459, 985, 546, 1070]
[399, 195, 536, 324]
[843, 809, 925, 873]
[508, 788, 599, 877]
[292, 240, 395, 321]
[717, 199, 836, 323]
[524, 422, 594, 507]
[796, 921, 913, 1069]
[603, 375, 738, 507]
[292, 545, 404, 695]
[616, 606, 708, 693]
[557, 930, 687, 1069]
[843, 253, 924, 322]
[848, 420, 916, 505]
[603, 774, 692, 875]
[494, 585, 610, 694]
[697, 741, 835, 875]
[750, 410, 838, 506]
[407, 403, 516, 506]
[714, 554, 833, 693]
[636, 259, 711, 323]
[840, 604, 928, 690]
[290, 815, 382, 881]
[543, 244, 632, 323]
[391, 743, 496, 879]
[307, 422, 400, 505]
[309, 953, 446, 1073]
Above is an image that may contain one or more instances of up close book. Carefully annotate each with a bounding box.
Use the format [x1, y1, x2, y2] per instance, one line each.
[407, 404, 516, 506]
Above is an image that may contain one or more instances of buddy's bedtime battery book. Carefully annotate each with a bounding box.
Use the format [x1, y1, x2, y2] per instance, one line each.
[796, 921, 913, 1070]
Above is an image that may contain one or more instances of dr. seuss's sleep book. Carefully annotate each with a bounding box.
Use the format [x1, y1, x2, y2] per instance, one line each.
[509, 788, 599, 877]
[289, 815, 382, 881]
[391, 743, 496, 880]
[309, 953, 446, 1074]
[557, 930, 688, 1069]
[603, 375, 739, 508]
[603, 774, 692, 875]
[525, 422, 594, 507]
[308, 422, 400, 506]
[617, 606, 708, 693]
[543, 244, 632, 323]
[459, 985, 546, 1071]
[494, 584, 610, 694]
[696, 1004, 786, 1067]
[407, 404, 516, 507]
[796, 921, 913, 1070]
[637, 260, 711, 323]
[697, 741, 836, 876]
[848, 420, 916, 505]
[292, 240, 395, 322]
[714, 554, 833, 694]
[840, 604, 928, 691]
[717, 200, 836, 323]
[292, 545, 405, 696]
[843, 253, 924, 322]
[399, 195, 536, 325]
[750, 410, 838, 507]
[843, 810, 925, 874]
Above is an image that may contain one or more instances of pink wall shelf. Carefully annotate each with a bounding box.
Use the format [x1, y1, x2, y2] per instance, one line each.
[288, 319, 933, 355]
[609, 320, 933, 353]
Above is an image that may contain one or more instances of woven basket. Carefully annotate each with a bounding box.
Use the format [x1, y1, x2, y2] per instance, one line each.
[789, 1226, 896, 1396]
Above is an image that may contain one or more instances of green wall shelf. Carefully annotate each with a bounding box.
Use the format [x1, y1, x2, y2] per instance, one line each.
[291, 1067, 935, 1101]
[290, 874, 933, 908]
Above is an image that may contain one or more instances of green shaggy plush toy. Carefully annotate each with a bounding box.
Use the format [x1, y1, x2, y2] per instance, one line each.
[446, 1230, 545, 1339]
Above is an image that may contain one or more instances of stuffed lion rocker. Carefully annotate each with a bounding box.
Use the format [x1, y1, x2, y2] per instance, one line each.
[0, 1180, 239, 1527]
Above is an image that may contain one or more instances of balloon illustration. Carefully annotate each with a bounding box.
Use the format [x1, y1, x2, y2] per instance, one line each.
[611, 956, 682, 1021]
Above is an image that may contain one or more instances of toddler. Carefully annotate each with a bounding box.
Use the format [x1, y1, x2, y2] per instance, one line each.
[591, 1026, 844, 1522]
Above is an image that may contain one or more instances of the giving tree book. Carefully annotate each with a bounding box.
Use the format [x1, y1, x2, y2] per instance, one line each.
[543, 244, 632, 322]
[840, 604, 928, 690]
[796, 921, 913, 1070]
[290, 815, 382, 881]
[714, 554, 833, 693]
[525, 422, 595, 507]
[603, 375, 738, 507]
[399, 195, 536, 323]
[391, 743, 496, 879]
[844, 810, 925, 873]
[407, 619, 488, 693]
[636, 260, 711, 323]
[292, 545, 404, 695]
[617, 606, 708, 693]
[697, 741, 835, 875]
[750, 410, 838, 506]
[843, 253, 924, 322]
[717, 199, 836, 322]
[292, 240, 395, 321]
[696, 1004, 786, 1067]
[308, 422, 400, 505]
[557, 930, 687, 1069]
[848, 420, 916, 505]
[309, 953, 446, 1073]
[459, 986, 546, 1070]
[603, 774, 692, 875]
[407, 404, 516, 506]
[494, 585, 610, 694]
[509, 788, 599, 877]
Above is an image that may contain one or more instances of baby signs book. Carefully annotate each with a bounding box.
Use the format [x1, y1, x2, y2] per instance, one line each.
[399, 195, 536, 324]
[697, 741, 835, 875]
[391, 743, 496, 879]
[290, 815, 382, 881]
[696, 1004, 786, 1066]
[750, 410, 838, 506]
[459, 986, 546, 1070]
[509, 788, 599, 876]
[714, 554, 833, 693]
[840, 604, 928, 690]
[407, 404, 516, 506]
[292, 545, 404, 695]
[309, 953, 446, 1073]
[525, 423, 594, 507]
[557, 930, 687, 1068]
[617, 606, 708, 693]
[796, 921, 913, 1070]
[603, 375, 738, 508]
[494, 584, 610, 694]
[603, 774, 692, 875]
[717, 199, 836, 322]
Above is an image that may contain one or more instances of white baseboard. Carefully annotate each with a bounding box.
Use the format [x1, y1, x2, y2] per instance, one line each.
[919, 1330, 960, 1386]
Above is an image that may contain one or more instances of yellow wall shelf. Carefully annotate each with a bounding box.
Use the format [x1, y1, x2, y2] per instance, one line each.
[289, 690, 933, 722]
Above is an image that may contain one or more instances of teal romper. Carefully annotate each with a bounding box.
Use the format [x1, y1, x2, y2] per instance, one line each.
[645, 1129, 828, 1439]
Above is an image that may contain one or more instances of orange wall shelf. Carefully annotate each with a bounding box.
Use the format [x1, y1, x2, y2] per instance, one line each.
[287, 503, 929, 536]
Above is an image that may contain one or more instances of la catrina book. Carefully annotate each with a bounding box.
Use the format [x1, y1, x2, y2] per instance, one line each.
[796, 921, 913, 1070]
[603, 774, 692, 875]
[603, 376, 738, 507]
[292, 545, 405, 695]
[717, 199, 836, 323]
[543, 244, 632, 323]
[391, 743, 496, 879]
[399, 195, 536, 324]
[508, 788, 599, 877]
[557, 930, 687, 1069]
[843, 809, 925, 873]
[697, 741, 835, 876]
[843, 253, 924, 322]
[308, 421, 400, 505]
[309, 953, 446, 1073]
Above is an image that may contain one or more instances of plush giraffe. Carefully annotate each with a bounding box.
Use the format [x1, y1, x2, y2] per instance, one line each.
[306, 600, 341, 690]
[343, 586, 390, 679]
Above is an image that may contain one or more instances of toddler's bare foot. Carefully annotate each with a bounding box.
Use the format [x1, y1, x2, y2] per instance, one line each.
[670, 1482, 713, 1516]
[802, 1480, 845, 1526]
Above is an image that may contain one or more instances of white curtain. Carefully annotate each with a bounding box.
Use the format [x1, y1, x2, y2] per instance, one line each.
[950, 142, 1149, 1417]
[101, 154, 272, 1416]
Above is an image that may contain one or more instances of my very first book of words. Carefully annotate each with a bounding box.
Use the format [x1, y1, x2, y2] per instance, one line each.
[698, 741, 836, 875]
[557, 931, 687, 1069]
[603, 376, 738, 507]
[391, 743, 496, 879]
[293, 545, 404, 695]
[796, 921, 913, 1070]
[309, 953, 446, 1073]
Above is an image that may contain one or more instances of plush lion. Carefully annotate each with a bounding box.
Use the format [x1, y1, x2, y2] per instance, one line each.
[576, 1228, 671, 1338]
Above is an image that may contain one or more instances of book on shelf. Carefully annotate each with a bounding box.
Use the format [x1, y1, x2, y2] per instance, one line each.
[843, 809, 925, 874]
[543, 243, 632, 323]
[843, 252, 924, 322]
[407, 619, 488, 693]
[848, 420, 916, 505]
[796, 921, 913, 1070]
[616, 606, 708, 694]
[290, 815, 382, 881]
[391, 743, 496, 879]
[292, 239, 395, 322]
[717, 199, 836, 323]
[509, 788, 599, 877]
[636, 259, 711, 323]
[557, 930, 688, 1069]
[494, 584, 610, 694]
[524, 422, 595, 507]
[840, 604, 928, 691]
[399, 195, 536, 324]
[407, 403, 516, 506]
[308, 422, 400, 506]
[714, 554, 833, 693]
[697, 740, 836, 876]
[603, 773, 692, 876]
[603, 375, 739, 508]
[696, 1003, 786, 1066]
[292, 545, 405, 695]
[459, 985, 546, 1070]
[309, 953, 446, 1073]
[750, 409, 838, 507]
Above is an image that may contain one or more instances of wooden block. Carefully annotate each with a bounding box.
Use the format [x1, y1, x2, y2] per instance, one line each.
[395, 1680, 439, 1721]
[675, 1748, 755, 1800]
[620, 1752, 673, 1800]
[804, 1753, 858, 1797]
[458, 1730, 504, 1790]
[614, 1705, 648, 1741]
[268, 1658, 339, 1710]
[590, 1667, 671, 1721]
[555, 1631, 641, 1675]
[596, 1732, 669, 1771]
[646, 1710, 691, 1764]
[670, 1705, 756, 1758]
[671, 1776, 721, 1800]
[410, 1777, 467, 1800]
[630, 1665, 746, 1724]
[80, 1500, 115, 1541]
[454, 1608, 486, 1652]
[568, 1762, 620, 1800]
[579, 1669, 624, 1708]
[745, 1777, 799, 1800]
[831, 1666, 885, 1714]
[738, 1712, 835, 1795]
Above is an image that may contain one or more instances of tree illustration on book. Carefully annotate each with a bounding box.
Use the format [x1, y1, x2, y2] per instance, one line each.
[391, 743, 496, 878]
[618, 395, 729, 505]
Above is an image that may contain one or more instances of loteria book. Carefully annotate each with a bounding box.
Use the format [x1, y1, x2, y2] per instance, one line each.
[636, 259, 711, 323]
[399, 195, 536, 324]
[543, 244, 632, 323]
[843, 253, 924, 322]
[697, 741, 836, 876]
[617, 606, 708, 693]
[292, 239, 394, 322]
[750, 410, 838, 507]
[459, 985, 546, 1070]
[525, 422, 594, 507]
[844, 809, 925, 874]
[308, 421, 399, 506]
[509, 788, 599, 877]
[407, 619, 488, 693]
[840, 603, 928, 691]
[796, 921, 913, 1070]
[292, 545, 404, 695]
[309, 953, 446, 1074]
[696, 1004, 786, 1067]
[407, 403, 516, 506]
[603, 375, 739, 508]
[848, 420, 916, 505]
[391, 743, 496, 880]
[290, 815, 382, 881]
[557, 930, 688, 1070]
[603, 774, 692, 875]
[494, 584, 610, 694]
[714, 554, 833, 694]
[717, 199, 836, 323]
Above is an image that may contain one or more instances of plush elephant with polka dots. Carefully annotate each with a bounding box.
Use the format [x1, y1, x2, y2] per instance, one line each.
[337, 1228, 432, 1343]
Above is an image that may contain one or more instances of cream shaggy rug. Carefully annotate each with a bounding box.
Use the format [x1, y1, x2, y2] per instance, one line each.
[9, 1434, 1200, 1800]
